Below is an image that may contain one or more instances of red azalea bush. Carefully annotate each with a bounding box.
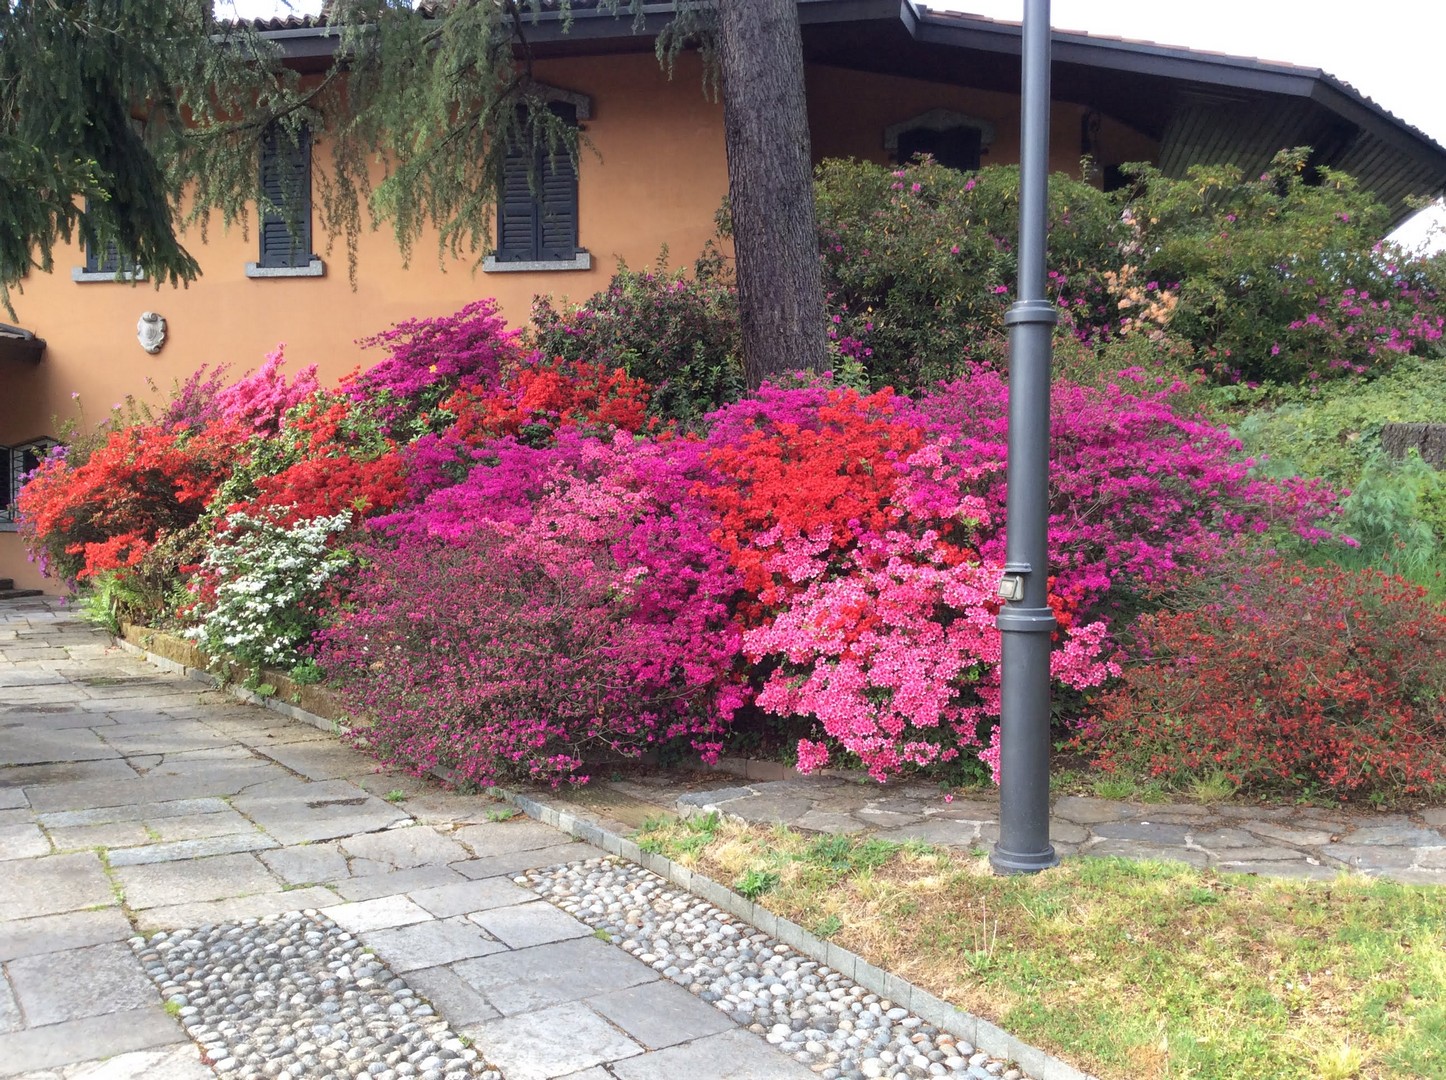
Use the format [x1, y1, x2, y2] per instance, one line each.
[17, 420, 241, 583]
[441, 355, 654, 447]
[698, 382, 1117, 781]
[1088, 562, 1446, 799]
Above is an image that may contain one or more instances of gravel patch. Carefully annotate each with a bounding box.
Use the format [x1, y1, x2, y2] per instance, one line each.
[524, 857, 1033, 1080]
[131, 910, 501, 1080]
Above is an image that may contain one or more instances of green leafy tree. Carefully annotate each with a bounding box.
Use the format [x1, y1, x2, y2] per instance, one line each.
[0, 0, 827, 382]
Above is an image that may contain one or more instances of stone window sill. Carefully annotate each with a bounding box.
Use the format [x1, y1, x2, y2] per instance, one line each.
[71, 268, 146, 283]
[245, 259, 325, 279]
[483, 252, 591, 273]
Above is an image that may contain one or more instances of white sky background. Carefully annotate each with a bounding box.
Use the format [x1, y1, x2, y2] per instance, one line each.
[219, 0, 1446, 251]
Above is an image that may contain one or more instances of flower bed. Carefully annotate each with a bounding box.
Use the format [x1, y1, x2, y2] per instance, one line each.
[23, 282, 1440, 801]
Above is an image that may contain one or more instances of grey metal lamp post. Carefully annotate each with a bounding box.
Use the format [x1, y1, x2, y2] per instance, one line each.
[989, 0, 1060, 875]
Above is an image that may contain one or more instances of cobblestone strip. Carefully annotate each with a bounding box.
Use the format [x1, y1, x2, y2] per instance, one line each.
[131, 910, 501, 1080]
[525, 857, 1039, 1080]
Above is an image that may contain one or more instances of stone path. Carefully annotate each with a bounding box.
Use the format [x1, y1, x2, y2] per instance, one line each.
[0, 598, 881, 1080]
[591, 768, 1446, 886]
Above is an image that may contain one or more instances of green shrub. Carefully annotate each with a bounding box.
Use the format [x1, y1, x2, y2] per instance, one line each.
[528, 252, 743, 426]
[1232, 359, 1446, 484]
[1123, 149, 1443, 384]
[814, 157, 1122, 389]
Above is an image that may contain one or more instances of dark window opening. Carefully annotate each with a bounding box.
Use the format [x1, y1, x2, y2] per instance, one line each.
[895, 125, 982, 172]
[495, 103, 581, 263]
[1102, 164, 1133, 193]
[1, 439, 57, 523]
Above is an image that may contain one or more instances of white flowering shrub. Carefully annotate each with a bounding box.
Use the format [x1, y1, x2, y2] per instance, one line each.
[187, 510, 355, 672]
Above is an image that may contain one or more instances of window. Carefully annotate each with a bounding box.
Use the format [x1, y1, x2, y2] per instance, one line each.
[485, 99, 591, 272]
[0, 438, 58, 527]
[71, 223, 142, 283]
[246, 123, 323, 278]
[884, 110, 996, 173]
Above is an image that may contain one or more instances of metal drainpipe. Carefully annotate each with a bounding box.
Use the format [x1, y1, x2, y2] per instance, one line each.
[989, 0, 1060, 875]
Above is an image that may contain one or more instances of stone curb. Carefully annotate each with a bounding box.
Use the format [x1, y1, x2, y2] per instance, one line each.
[115, 633, 1096, 1080]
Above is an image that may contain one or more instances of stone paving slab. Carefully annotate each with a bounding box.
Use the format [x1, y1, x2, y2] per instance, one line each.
[0, 852, 115, 921]
[0, 1006, 185, 1078]
[2, 725, 121, 769]
[469, 1001, 644, 1080]
[0, 909, 136, 961]
[363, 915, 508, 971]
[403, 965, 502, 1027]
[0, 824, 50, 860]
[451, 936, 661, 1016]
[334, 864, 468, 902]
[339, 823, 472, 867]
[105, 832, 277, 867]
[607, 1028, 819, 1080]
[584, 979, 735, 1050]
[111, 852, 280, 909]
[409, 877, 539, 919]
[466, 901, 595, 951]
[7, 941, 158, 1026]
[13, 1044, 213, 1080]
[131, 887, 345, 935]
[229, 776, 410, 845]
[452, 842, 605, 882]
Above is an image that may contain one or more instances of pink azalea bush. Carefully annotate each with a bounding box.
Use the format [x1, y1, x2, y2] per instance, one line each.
[212, 346, 320, 435]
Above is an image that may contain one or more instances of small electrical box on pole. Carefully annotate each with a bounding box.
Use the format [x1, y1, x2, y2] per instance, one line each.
[989, 0, 1060, 875]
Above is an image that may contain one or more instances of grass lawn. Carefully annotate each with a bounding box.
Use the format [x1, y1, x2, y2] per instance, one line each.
[637, 815, 1446, 1080]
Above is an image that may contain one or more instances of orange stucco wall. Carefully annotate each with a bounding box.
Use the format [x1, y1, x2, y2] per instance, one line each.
[0, 52, 1155, 590]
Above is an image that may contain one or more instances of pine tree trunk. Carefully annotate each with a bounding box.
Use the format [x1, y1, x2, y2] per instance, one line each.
[717, 0, 829, 389]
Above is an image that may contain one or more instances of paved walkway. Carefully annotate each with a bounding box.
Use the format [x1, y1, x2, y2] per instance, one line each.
[0, 599, 827, 1080]
[5, 595, 1443, 1080]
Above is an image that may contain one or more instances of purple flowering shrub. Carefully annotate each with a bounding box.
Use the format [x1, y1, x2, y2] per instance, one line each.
[917, 366, 1345, 616]
[318, 431, 745, 786]
[350, 298, 525, 436]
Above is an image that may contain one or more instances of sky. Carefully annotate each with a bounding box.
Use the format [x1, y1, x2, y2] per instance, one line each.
[220, 0, 1446, 250]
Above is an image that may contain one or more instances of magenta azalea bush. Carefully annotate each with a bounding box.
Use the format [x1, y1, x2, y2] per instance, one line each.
[317, 431, 745, 786]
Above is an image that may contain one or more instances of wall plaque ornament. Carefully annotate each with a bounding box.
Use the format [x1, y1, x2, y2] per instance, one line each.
[137, 311, 166, 354]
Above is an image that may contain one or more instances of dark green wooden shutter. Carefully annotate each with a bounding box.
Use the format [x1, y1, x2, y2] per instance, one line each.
[538, 147, 579, 261]
[259, 125, 313, 269]
[496, 140, 540, 262]
[84, 239, 123, 275]
[496, 102, 579, 262]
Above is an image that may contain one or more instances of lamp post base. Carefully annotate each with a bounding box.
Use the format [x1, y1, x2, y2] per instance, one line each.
[989, 842, 1060, 875]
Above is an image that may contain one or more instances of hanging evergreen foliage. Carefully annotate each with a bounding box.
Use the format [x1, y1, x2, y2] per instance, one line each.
[0, 0, 718, 314]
